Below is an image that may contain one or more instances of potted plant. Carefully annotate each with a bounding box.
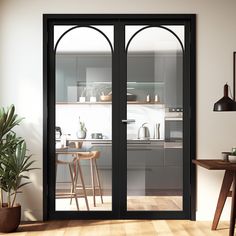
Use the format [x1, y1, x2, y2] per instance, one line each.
[76, 116, 87, 139]
[0, 105, 36, 233]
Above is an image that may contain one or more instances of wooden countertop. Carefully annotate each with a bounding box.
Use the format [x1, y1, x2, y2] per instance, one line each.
[193, 159, 236, 171]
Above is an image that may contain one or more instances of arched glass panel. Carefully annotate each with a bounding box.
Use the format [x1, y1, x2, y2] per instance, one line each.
[54, 25, 113, 211]
[126, 25, 184, 211]
[54, 25, 114, 52]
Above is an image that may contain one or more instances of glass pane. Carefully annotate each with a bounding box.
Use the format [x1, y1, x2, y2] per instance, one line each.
[126, 25, 184, 211]
[55, 25, 113, 211]
[55, 25, 113, 52]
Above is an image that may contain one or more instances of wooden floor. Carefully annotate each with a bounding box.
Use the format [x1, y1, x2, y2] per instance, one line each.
[56, 196, 182, 211]
[0, 220, 230, 236]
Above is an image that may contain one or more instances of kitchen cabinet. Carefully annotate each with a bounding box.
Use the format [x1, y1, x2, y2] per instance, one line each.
[56, 141, 183, 193]
[164, 147, 183, 166]
[127, 144, 164, 195]
[146, 166, 182, 190]
[127, 141, 182, 192]
[56, 53, 169, 104]
[90, 142, 112, 190]
[76, 142, 112, 191]
[127, 142, 183, 194]
[127, 145, 164, 167]
[127, 53, 154, 82]
[127, 52, 183, 107]
[56, 55, 77, 102]
[127, 146, 151, 195]
[145, 147, 182, 191]
[162, 53, 183, 108]
[56, 52, 183, 107]
[164, 146, 183, 190]
[56, 53, 112, 103]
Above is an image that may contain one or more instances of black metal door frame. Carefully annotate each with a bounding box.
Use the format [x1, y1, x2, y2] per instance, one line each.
[43, 14, 196, 221]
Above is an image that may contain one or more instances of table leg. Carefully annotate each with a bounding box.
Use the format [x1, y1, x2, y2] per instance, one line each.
[229, 172, 236, 236]
[212, 170, 234, 230]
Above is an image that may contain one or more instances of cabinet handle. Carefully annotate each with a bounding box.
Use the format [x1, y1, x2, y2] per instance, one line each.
[122, 119, 136, 124]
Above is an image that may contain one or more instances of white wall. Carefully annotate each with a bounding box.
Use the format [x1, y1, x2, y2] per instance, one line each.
[1, 0, 236, 221]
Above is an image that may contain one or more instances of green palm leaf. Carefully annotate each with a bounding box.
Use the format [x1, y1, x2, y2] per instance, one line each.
[0, 105, 37, 207]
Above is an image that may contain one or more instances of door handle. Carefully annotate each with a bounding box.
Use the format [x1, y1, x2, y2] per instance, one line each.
[121, 119, 136, 124]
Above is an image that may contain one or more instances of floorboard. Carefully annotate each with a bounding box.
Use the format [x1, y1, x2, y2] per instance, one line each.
[0, 220, 230, 236]
[56, 196, 182, 211]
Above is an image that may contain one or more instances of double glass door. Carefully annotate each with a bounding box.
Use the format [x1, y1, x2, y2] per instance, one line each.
[45, 15, 195, 219]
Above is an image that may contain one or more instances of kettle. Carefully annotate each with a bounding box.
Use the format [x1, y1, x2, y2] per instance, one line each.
[138, 123, 150, 140]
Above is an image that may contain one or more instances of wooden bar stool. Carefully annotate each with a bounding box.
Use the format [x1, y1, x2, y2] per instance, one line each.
[74, 151, 103, 207]
[56, 151, 89, 211]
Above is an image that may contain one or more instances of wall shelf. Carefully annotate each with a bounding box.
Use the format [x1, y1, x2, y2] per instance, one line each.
[56, 101, 165, 106]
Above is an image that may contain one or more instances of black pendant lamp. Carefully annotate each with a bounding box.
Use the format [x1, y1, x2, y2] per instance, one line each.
[213, 84, 236, 111]
[213, 52, 236, 111]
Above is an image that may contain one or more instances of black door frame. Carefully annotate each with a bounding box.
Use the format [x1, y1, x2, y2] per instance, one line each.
[43, 14, 196, 221]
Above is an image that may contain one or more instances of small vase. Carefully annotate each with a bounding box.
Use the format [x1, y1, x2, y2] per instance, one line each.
[76, 130, 86, 139]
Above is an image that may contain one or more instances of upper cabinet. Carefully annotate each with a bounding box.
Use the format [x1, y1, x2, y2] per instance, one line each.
[56, 53, 112, 103]
[56, 55, 77, 102]
[158, 52, 183, 108]
[56, 52, 182, 107]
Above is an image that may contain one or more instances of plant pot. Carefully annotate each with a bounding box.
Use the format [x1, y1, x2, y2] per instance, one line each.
[0, 204, 21, 233]
[76, 130, 86, 139]
[228, 155, 236, 163]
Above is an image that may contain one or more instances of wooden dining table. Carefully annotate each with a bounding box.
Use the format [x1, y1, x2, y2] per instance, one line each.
[193, 159, 236, 236]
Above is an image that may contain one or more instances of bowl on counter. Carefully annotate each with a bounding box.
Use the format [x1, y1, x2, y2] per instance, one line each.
[127, 93, 136, 101]
[100, 95, 112, 102]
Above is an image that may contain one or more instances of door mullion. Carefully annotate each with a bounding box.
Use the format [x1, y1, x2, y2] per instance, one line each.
[118, 22, 128, 217]
[112, 21, 122, 216]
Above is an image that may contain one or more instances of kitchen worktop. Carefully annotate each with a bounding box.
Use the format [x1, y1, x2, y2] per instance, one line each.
[56, 138, 182, 150]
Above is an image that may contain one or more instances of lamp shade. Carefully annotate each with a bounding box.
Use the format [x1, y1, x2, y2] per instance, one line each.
[213, 84, 236, 111]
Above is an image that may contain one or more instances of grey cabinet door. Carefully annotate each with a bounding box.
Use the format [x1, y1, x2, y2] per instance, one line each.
[146, 166, 182, 190]
[145, 149, 164, 166]
[56, 55, 77, 102]
[164, 148, 183, 166]
[90, 144, 112, 167]
[127, 148, 147, 194]
[90, 144, 112, 191]
[163, 53, 183, 108]
[127, 146, 164, 167]
[145, 147, 183, 190]
[127, 146, 164, 193]
[127, 54, 154, 82]
[56, 54, 112, 102]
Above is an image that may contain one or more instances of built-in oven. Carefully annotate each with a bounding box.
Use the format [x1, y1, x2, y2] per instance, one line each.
[164, 108, 183, 194]
[164, 108, 183, 142]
